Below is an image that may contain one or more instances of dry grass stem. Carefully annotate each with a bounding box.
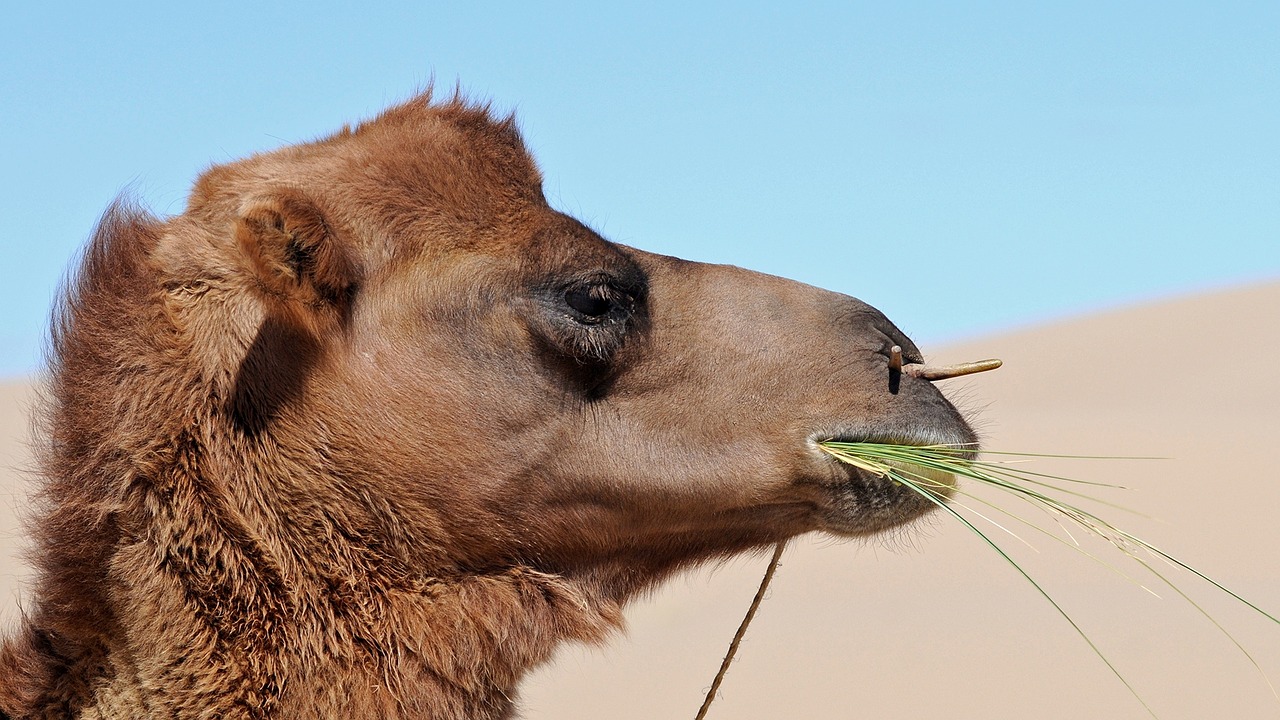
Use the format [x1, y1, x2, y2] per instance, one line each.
[818, 441, 1280, 717]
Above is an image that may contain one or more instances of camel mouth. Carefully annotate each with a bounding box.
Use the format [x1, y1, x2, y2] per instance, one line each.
[811, 427, 975, 461]
[807, 430, 971, 536]
[818, 432, 971, 492]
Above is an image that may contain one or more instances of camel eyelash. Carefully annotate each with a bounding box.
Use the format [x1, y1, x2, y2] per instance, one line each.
[562, 283, 636, 325]
[557, 302, 633, 363]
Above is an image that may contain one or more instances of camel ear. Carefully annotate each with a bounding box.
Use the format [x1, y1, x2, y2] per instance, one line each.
[236, 190, 357, 328]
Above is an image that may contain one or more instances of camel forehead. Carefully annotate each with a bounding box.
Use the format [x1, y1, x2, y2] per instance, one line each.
[345, 97, 546, 200]
[190, 96, 551, 259]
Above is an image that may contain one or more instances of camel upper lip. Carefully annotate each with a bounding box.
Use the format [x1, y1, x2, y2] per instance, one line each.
[809, 429, 975, 450]
[807, 428, 977, 485]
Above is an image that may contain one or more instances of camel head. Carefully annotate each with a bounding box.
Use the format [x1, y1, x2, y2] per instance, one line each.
[2, 93, 980, 719]
[168, 96, 977, 594]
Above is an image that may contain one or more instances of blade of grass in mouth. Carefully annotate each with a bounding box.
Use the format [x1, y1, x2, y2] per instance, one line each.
[818, 440, 1280, 713]
[884, 468, 1157, 718]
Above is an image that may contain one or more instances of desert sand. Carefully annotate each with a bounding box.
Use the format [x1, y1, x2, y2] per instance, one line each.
[2, 281, 1277, 719]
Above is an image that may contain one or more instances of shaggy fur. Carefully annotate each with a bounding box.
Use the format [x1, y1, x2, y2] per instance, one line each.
[0, 93, 975, 719]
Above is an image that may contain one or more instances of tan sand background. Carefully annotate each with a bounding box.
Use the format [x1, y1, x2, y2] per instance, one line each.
[2, 282, 1277, 718]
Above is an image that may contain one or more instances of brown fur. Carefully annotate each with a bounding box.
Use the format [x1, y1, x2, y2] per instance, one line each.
[0, 92, 975, 719]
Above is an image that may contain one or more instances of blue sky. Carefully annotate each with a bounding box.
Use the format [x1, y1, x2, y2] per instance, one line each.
[2, 2, 1277, 378]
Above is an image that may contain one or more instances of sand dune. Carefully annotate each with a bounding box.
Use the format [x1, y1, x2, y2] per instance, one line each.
[2, 282, 1277, 718]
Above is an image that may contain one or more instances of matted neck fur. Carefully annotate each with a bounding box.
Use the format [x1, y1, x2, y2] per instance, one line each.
[0, 92, 975, 719]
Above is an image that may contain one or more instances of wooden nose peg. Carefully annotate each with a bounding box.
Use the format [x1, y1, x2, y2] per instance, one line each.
[888, 344, 1002, 393]
[905, 358, 1003, 380]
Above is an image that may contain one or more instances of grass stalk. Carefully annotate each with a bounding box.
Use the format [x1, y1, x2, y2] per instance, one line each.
[819, 440, 1280, 714]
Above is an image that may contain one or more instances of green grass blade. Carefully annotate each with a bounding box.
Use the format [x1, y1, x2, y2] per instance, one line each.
[883, 469, 1159, 719]
[1118, 532, 1280, 627]
[1128, 552, 1279, 702]
[922, 478, 1162, 597]
[817, 439, 1280, 712]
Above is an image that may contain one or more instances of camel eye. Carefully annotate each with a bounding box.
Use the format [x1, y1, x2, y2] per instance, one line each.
[564, 286, 614, 320]
[542, 276, 644, 364]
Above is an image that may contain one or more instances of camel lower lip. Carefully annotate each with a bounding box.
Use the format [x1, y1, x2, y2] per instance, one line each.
[810, 436, 965, 536]
[819, 479, 942, 536]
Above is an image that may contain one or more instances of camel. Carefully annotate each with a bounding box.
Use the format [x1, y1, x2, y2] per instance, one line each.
[0, 93, 977, 719]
